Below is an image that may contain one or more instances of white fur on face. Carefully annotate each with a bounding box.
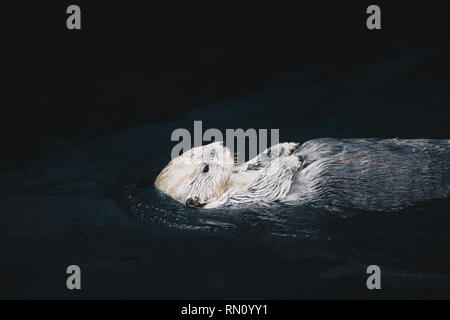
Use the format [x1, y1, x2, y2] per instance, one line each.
[155, 142, 235, 205]
[155, 141, 302, 208]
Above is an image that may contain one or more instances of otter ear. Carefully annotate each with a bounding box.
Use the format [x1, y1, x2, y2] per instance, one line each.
[185, 197, 206, 208]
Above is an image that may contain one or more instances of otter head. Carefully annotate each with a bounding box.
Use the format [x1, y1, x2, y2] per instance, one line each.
[154, 142, 234, 207]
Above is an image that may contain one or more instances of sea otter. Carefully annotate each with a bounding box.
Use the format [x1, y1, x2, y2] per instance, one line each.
[154, 139, 450, 211]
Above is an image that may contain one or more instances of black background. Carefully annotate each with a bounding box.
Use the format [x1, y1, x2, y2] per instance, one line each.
[2, 1, 450, 301]
[4, 2, 449, 169]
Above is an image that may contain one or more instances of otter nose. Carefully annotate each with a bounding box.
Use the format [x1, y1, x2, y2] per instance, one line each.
[186, 197, 205, 208]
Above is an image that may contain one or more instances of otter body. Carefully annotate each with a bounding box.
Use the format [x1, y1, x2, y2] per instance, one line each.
[288, 138, 450, 211]
[155, 139, 450, 211]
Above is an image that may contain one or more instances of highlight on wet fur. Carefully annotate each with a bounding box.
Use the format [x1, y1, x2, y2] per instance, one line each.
[155, 139, 450, 211]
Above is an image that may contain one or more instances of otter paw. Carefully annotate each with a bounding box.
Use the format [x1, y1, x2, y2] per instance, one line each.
[284, 142, 300, 156]
[285, 154, 303, 172]
[271, 142, 299, 157]
[267, 154, 303, 174]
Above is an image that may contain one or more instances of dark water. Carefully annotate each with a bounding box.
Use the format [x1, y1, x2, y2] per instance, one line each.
[2, 3, 450, 298]
[2, 50, 449, 299]
[117, 134, 450, 298]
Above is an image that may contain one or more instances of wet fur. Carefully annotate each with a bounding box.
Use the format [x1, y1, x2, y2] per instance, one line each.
[288, 138, 450, 211]
[155, 139, 450, 211]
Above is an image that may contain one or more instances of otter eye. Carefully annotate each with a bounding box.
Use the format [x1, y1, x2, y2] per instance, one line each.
[202, 164, 209, 173]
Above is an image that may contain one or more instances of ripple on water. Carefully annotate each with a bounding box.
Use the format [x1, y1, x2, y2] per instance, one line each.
[116, 156, 450, 283]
